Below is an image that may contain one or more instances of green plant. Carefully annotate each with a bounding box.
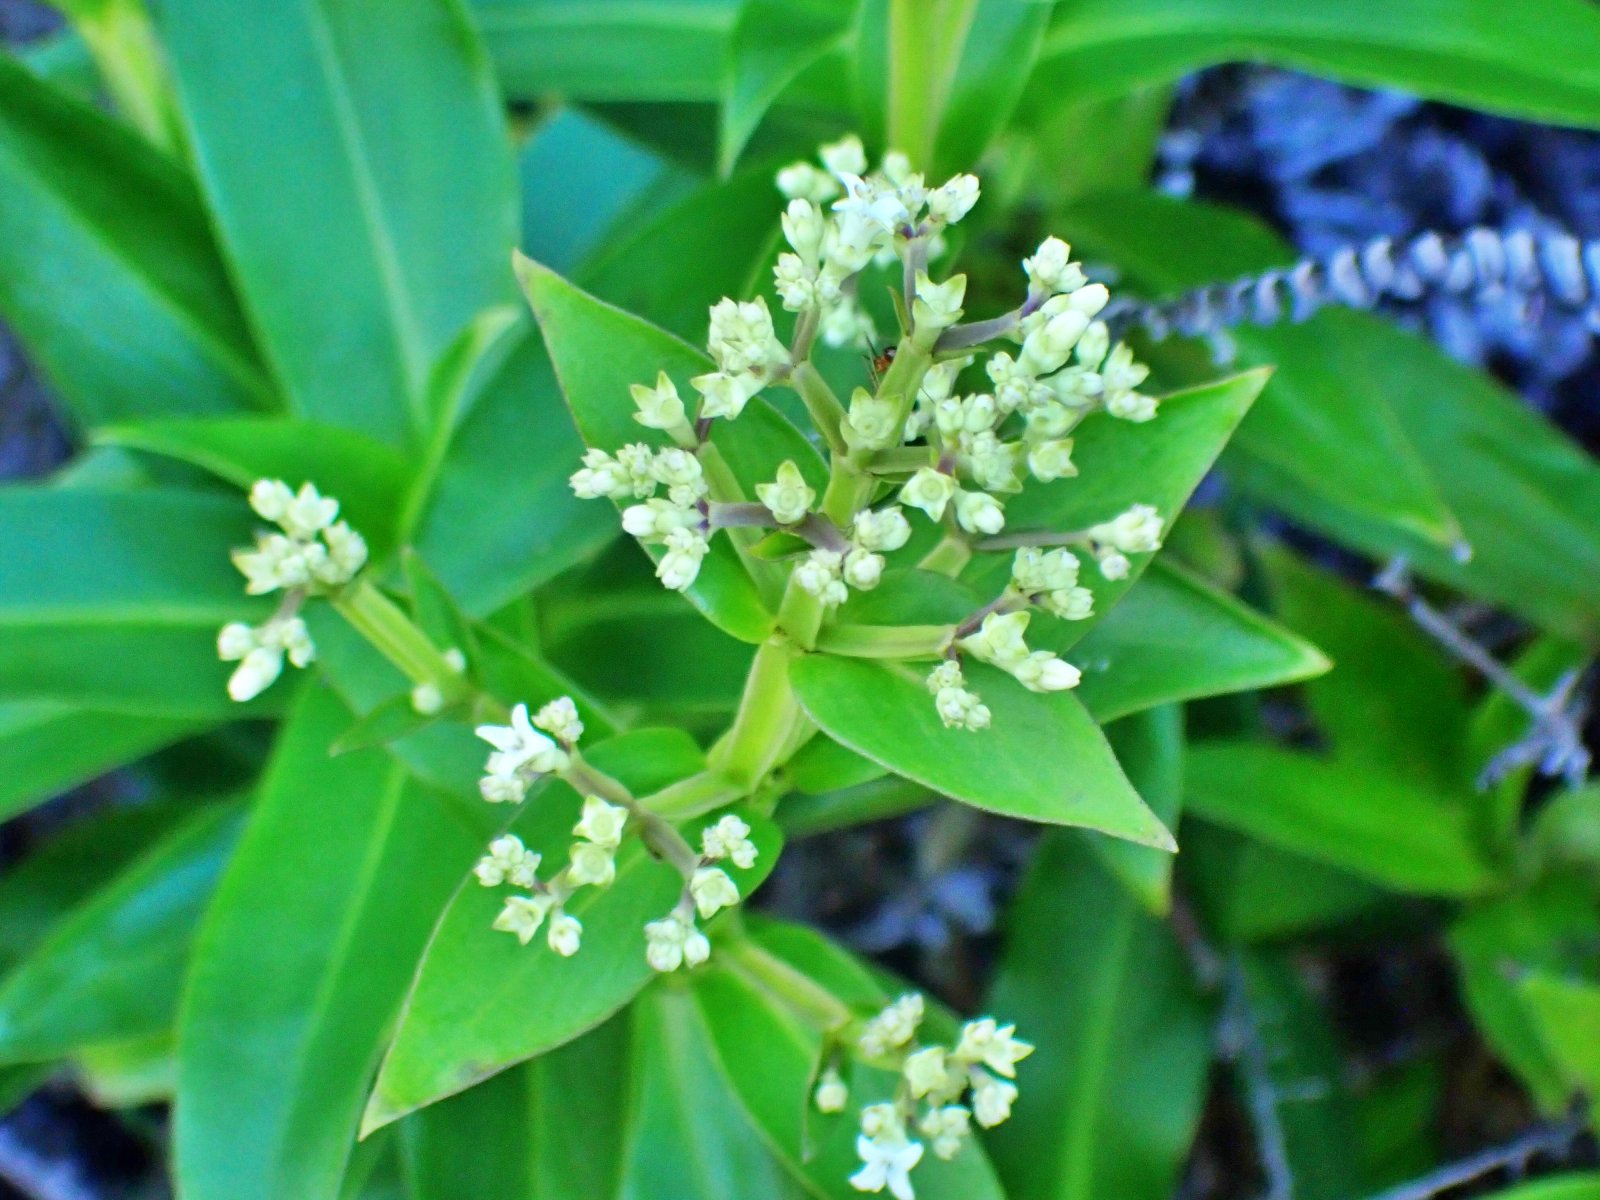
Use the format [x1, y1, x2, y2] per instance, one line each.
[0, 1, 1598, 1198]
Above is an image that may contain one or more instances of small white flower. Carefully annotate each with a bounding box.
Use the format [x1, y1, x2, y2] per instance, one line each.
[708, 296, 786, 377]
[318, 522, 368, 585]
[1042, 586, 1095, 620]
[1023, 237, 1086, 296]
[622, 498, 697, 540]
[912, 272, 966, 335]
[1099, 552, 1130, 581]
[650, 448, 705, 496]
[833, 172, 911, 238]
[756, 460, 816, 525]
[279, 482, 340, 540]
[1100, 342, 1150, 395]
[1020, 309, 1090, 376]
[248, 479, 295, 523]
[955, 1018, 1036, 1078]
[534, 696, 584, 745]
[1026, 398, 1078, 439]
[691, 370, 762, 421]
[493, 893, 554, 945]
[547, 911, 583, 957]
[477, 703, 569, 779]
[926, 661, 965, 693]
[918, 1105, 971, 1161]
[953, 490, 1005, 535]
[615, 443, 661, 498]
[1011, 650, 1081, 693]
[631, 371, 688, 432]
[1026, 439, 1077, 483]
[1012, 547, 1080, 595]
[1090, 504, 1163, 554]
[850, 1131, 924, 1200]
[900, 468, 957, 521]
[567, 840, 617, 888]
[479, 772, 527, 805]
[226, 646, 283, 703]
[570, 449, 633, 500]
[959, 610, 1031, 669]
[970, 1070, 1019, 1128]
[814, 1066, 849, 1113]
[644, 911, 710, 972]
[781, 199, 827, 261]
[985, 353, 1044, 414]
[845, 390, 901, 450]
[859, 993, 924, 1058]
[474, 835, 541, 888]
[774, 253, 819, 311]
[701, 814, 758, 869]
[777, 161, 840, 203]
[1076, 321, 1111, 370]
[217, 622, 258, 661]
[853, 506, 912, 552]
[794, 549, 848, 608]
[843, 548, 885, 591]
[902, 1046, 953, 1100]
[819, 134, 867, 178]
[410, 681, 444, 715]
[934, 685, 991, 732]
[573, 795, 628, 849]
[1107, 391, 1159, 422]
[925, 173, 980, 225]
[656, 527, 710, 592]
[690, 866, 740, 919]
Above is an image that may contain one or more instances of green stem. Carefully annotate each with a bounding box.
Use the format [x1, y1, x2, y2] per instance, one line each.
[639, 769, 748, 821]
[919, 532, 973, 576]
[815, 623, 954, 659]
[709, 638, 803, 789]
[724, 935, 855, 1031]
[698, 440, 786, 606]
[332, 578, 471, 703]
[791, 362, 848, 455]
[777, 578, 825, 649]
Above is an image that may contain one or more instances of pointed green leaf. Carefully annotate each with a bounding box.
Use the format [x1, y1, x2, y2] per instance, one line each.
[933, 0, 1055, 174]
[791, 655, 1175, 849]
[1092, 706, 1184, 912]
[161, 0, 518, 444]
[0, 54, 272, 425]
[986, 830, 1211, 1200]
[720, 0, 852, 175]
[175, 687, 482, 1200]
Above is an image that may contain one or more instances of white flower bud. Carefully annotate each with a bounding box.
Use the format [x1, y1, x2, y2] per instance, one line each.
[814, 1066, 849, 1113]
[1011, 650, 1081, 692]
[227, 646, 283, 702]
[756, 460, 816, 525]
[1020, 309, 1090, 376]
[1089, 503, 1163, 554]
[217, 622, 257, 661]
[842, 548, 884, 591]
[819, 134, 867, 177]
[708, 296, 785, 376]
[900, 467, 957, 521]
[794, 549, 847, 607]
[701, 814, 758, 869]
[1065, 282, 1109, 318]
[1023, 236, 1085, 296]
[631, 372, 688, 432]
[1107, 391, 1159, 422]
[644, 912, 707, 973]
[1076, 321, 1111, 369]
[926, 660, 965, 693]
[1099, 552, 1130, 581]
[690, 866, 740, 919]
[614, 443, 660, 498]
[479, 772, 527, 805]
[623, 499, 694, 540]
[1100, 343, 1149, 394]
[919, 1105, 972, 1161]
[959, 610, 1031, 669]
[656, 528, 710, 592]
[926, 173, 980, 225]
[781, 199, 826, 261]
[858, 993, 924, 1058]
[986, 352, 1041, 414]
[776, 161, 840, 203]
[319, 521, 368, 584]
[953, 489, 1005, 535]
[934, 685, 991, 731]
[248, 479, 295, 523]
[1026, 439, 1077, 482]
[567, 840, 617, 887]
[411, 681, 444, 715]
[912, 271, 966, 334]
[492, 893, 554, 945]
[534, 696, 584, 745]
[903, 1046, 953, 1099]
[845, 389, 900, 450]
[547, 911, 583, 957]
[691, 370, 761, 421]
[853, 506, 912, 552]
[1012, 546, 1080, 594]
[774, 253, 819, 311]
[650, 447, 705, 493]
[570, 449, 632, 500]
[573, 795, 628, 849]
[279, 482, 340, 540]
[971, 1071, 1019, 1128]
[475, 835, 541, 888]
[1043, 586, 1094, 620]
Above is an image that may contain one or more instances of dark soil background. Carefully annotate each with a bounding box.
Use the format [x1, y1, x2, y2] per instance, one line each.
[1, 4, 1598, 1195]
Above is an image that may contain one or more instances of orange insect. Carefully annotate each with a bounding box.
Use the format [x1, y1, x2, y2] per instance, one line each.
[866, 342, 896, 387]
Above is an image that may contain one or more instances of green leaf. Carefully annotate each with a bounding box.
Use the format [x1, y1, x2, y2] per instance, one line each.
[721, 0, 853, 175]
[515, 254, 827, 643]
[95, 418, 409, 557]
[75, 1032, 177, 1108]
[1072, 559, 1330, 724]
[400, 1017, 631, 1200]
[966, 369, 1270, 652]
[0, 802, 242, 1063]
[1058, 191, 1459, 549]
[694, 921, 1007, 1200]
[0, 701, 200, 822]
[364, 730, 780, 1133]
[470, 0, 740, 103]
[1030, 0, 1600, 129]
[933, 0, 1055, 174]
[985, 830, 1211, 1200]
[1185, 742, 1499, 896]
[161, 0, 519, 445]
[1483, 1176, 1600, 1200]
[791, 655, 1175, 849]
[175, 686, 482, 1200]
[1518, 971, 1600, 1124]
[1091, 706, 1184, 912]
[621, 984, 803, 1199]
[0, 486, 273, 719]
[0, 54, 272, 425]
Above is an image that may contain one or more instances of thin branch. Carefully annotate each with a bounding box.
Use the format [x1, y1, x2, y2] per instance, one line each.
[1216, 956, 1297, 1200]
[1359, 1106, 1589, 1200]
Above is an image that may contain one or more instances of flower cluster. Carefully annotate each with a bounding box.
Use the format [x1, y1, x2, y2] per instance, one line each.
[476, 698, 579, 804]
[643, 813, 758, 973]
[821, 994, 1033, 1199]
[217, 480, 367, 702]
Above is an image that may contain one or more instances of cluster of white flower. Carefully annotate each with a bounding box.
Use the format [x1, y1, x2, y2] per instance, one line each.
[774, 135, 978, 349]
[475, 698, 579, 804]
[788, 499, 913, 609]
[1085, 502, 1165, 580]
[819, 994, 1033, 1199]
[217, 480, 368, 702]
[643, 814, 758, 973]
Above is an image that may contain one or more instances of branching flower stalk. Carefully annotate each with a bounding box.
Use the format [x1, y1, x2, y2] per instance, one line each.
[211, 135, 1180, 1200]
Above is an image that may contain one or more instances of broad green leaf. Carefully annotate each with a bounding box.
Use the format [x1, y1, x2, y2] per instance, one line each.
[0, 487, 273, 719]
[1029, 0, 1600, 129]
[933, 0, 1054, 174]
[400, 1017, 630, 1200]
[986, 830, 1211, 1200]
[470, 0, 739, 103]
[161, 0, 518, 445]
[785, 734, 892, 795]
[721, 0, 853, 175]
[176, 687, 482, 1200]
[1518, 972, 1600, 1124]
[1484, 1176, 1600, 1200]
[365, 730, 779, 1132]
[0, 54, 271, 425]
[1185, 742, 1499, 895]
[621, 984, 802, 1200]
[516, 254, 828, 642]
[0, 701, 199, 822]
[95, 418, 409, 557]
[777, 776, 934, 837]
[791, 655, 1175, 849]
[965, 369, 1270, 652]
[1260, 544, 1471, 791]
[1071, 559, 1330, 724]
[1058, 192, 1458, 549]
[1069, 193, 1600, 642]
[0, 801, 240, 1064]
[1450, 879, 1600, 1113]
[694, 922, 1007, 1200]
[1092, 706, 1183, 912]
